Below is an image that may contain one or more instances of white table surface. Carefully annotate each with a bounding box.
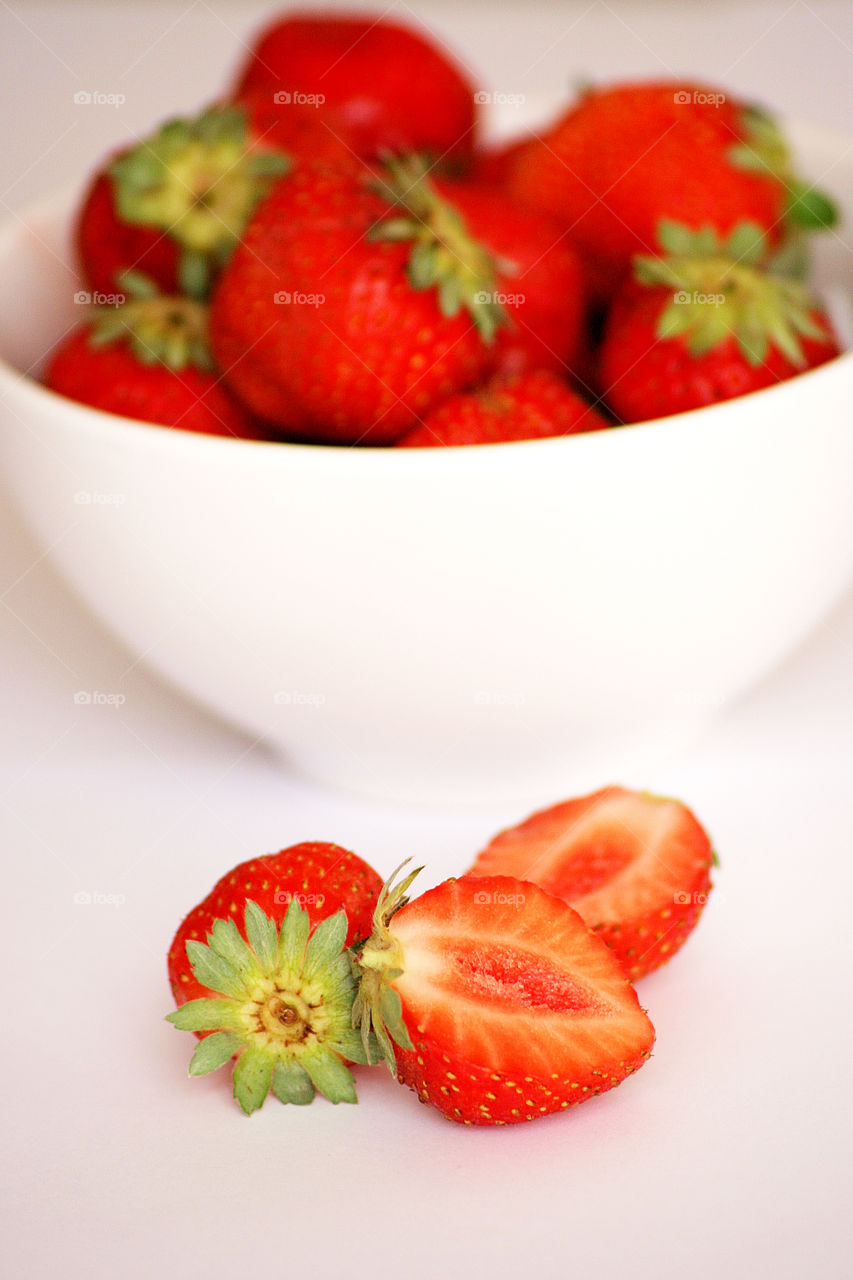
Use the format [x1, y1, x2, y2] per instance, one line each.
[2, 4, 852, 1278]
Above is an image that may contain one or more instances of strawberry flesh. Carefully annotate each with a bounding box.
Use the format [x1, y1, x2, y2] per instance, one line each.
[469, 787, 715, 979]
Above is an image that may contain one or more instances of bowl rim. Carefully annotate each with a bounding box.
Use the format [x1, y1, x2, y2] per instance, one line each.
[0, 173, 851, 464]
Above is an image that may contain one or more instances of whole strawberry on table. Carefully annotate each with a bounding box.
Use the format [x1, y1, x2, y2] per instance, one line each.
[44, 13, 842, 444]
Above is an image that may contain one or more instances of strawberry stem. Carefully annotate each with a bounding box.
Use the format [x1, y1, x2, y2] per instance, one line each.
[352, 861, 422, 1070]
[110, 105, 290, 300]
[369, 156, 512, 344]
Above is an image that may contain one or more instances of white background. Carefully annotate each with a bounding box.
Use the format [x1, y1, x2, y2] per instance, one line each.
[1, 3, 852, 1278]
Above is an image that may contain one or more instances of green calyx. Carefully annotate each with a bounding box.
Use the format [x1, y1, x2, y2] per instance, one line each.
[352, 861, 422, 1073]
[110, 105, 290, 299]
[729, 104, 838, 233]
[166, 899, 374, 1114]
[88, 273, 212, 371]
[636, 220, 828, 366]
[368, 156, 513, 344]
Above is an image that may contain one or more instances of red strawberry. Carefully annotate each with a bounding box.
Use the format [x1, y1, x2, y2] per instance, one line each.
[503, 82, 836, 302]
[597, 222, 840, 424]
[234, 87, 358, 160]
[169, 841, 382, 1007]
[44, 285, 261, 437]
[210, 158, 509, 445]
[470, 135, 533, 187]
[468, 787, 716, 980]
[354, 867, 655, 1125]
[76, 103, 298, 301]
[396, 370, 607, 447]
[233, 11, 478, 166]
[433, 177, 588, 379]
[166, 843, 384, 1113]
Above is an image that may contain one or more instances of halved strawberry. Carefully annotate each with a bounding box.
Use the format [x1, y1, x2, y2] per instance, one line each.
[468, 787, 715, 980]
[354, 868, 654, 1125]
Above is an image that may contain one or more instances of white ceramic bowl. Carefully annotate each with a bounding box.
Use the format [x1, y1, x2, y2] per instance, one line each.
[1, 120, 852, 806]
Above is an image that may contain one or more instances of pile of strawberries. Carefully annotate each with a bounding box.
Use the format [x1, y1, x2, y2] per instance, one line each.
[45, 10, 840, 446]
[167, 785, 715, 1126]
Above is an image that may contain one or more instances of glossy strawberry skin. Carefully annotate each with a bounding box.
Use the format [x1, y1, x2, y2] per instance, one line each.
[44, 326, 262, 437]
[470, 136, 532, 188]
[598, 281, 840, 424]
[233, 12, 478, 165]
[396, 370, 608, 447]
[434, 178, 588, 380]
[385, 875, 655, 1125]
[168, 843, 383, 1009]
[210, 163, 493, 444]
[233, 89, 357, 162]
[469, 787, 716, 980]
[503, 82, 787, 302]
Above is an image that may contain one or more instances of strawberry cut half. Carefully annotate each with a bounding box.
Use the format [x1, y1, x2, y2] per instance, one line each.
[354, 869, 654, 1125]
[468, 787, 715, 980]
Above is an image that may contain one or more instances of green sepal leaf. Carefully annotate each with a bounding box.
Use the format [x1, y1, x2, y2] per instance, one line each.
[188, 1031, 242, 1076]
[206, 917, 259, 985]
[248, 151, 291, 179]
[232, 1044, 274, 1115]
[334, 1027, 378, 1066]
[166, 997, 244, 1032]
[116, 269, 160, 300]
[244, 900, 278, 972]
[722, 221, 766, 264]
[766, 229, 810, 281]
[185, 938, 247, 1000]
[300, 1049, 358, 1105]
[734, 328, 768, 367]
[407, 239, 439, 290]
[304, 911, 349, 980]
[278, 896, 311, 975]
[372, 1014, 399, 1071]
[178, 250, 211, 302]
[656, 219, 707, 257]
[368, 216, 418, 243]
[271, 1060, 315, 1106]
[787, 182, 839, 231]
[379, 985, 405, 1035]
[656, 302, 698, 342]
